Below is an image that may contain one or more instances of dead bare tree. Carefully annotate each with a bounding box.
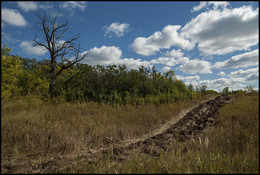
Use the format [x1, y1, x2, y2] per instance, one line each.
[33, 14, 87, 99]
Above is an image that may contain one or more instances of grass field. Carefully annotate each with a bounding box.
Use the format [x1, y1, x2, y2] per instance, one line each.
[1, 93, 259, 173]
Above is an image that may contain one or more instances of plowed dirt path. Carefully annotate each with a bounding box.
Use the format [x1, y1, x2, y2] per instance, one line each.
[84, 95, 232, 160]
[1, 95, 232, 173]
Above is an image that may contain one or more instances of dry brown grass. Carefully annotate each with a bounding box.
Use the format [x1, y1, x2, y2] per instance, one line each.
[1, 95, 212, 168]
[1, 94, 258, 173]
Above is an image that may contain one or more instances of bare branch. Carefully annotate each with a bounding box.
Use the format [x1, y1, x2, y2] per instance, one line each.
[33, 35, 49, 51]
[53, 34, 80, 57]
[51, 21, 68, 38]
[55, 44, 88, 78]
[55, 52, 87, 78]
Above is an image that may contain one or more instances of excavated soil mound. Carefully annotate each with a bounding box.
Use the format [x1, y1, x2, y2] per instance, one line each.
[86, 95, 232, 160]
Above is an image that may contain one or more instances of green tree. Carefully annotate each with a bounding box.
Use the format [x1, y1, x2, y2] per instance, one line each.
[187, 84, 194, 92]
[165, 70, 175, 80]
[222, 86, 229, 96]
[1, 44, 24, 98]
[187, 84, 194, 100]
[199, 85, 207, 95]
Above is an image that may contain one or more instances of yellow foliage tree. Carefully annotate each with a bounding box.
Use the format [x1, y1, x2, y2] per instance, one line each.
[1, 44, 23, 99]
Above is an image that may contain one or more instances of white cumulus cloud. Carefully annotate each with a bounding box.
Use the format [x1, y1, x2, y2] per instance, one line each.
[150, 57, 176, 67]
[150, 56, 189, 67]
[165, 48, 184, 58]
[17, 1, 38, 12]
[191, 1, 208, 12]
[228, 67, 258, 77]
[208, 1, 230, 10]
[80, 46, 151, 70]
[176, 75, 200, 82]
[244, 72, 258, 82]
[192, 1, 230, 12]
[150, 49, 189, 67]
[162, 66, 171, 72]
[194, 78, 245, 92]
[213, 49, 259, 69]
[177, 59, 212, 74]
[20, 41, 48, 56]
[191, 67, 258, 92]
[118, 58, 151, 70]
[182, 5, 259, 55]
[81, 46, 122, 65]
[217, 71, 226, 77]
[1, 8, 27, 27]
[104, 22, 130, 38]
[131, 25, 194, 56]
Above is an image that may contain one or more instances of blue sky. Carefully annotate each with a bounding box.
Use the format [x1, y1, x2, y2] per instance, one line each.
[1, 1, 259, 92]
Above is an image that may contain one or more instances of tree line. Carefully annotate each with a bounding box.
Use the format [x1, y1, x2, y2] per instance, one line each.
[2, 44, 221, 105]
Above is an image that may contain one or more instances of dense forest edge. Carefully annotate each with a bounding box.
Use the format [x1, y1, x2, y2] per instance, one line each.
[2, 44, 257, 105]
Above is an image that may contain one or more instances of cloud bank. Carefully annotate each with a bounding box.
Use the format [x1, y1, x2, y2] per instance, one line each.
[213, 49, 259, 69]
[131, 25, 194, 56]
[182, 6, 259, 55]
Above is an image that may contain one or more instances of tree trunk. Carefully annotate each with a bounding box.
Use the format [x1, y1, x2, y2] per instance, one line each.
[49, 81, 54, 100]
[49, 74, 56, 100]
[49, 57, 56, 99]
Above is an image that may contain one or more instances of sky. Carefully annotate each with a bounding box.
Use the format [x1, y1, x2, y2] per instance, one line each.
[1, 1, 259, 92]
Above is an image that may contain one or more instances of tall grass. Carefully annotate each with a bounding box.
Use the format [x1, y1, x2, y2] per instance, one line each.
[1, 94, 258, 173]
[1, 95, 211, 166]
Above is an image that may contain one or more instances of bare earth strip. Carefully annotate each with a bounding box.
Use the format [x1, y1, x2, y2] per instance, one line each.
[1, 95, 232, 173]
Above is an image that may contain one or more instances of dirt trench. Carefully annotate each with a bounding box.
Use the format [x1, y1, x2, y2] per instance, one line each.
[125, 95, 232, 157]
[85, 95, 232, 160]
[1, 95, 232, 173]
